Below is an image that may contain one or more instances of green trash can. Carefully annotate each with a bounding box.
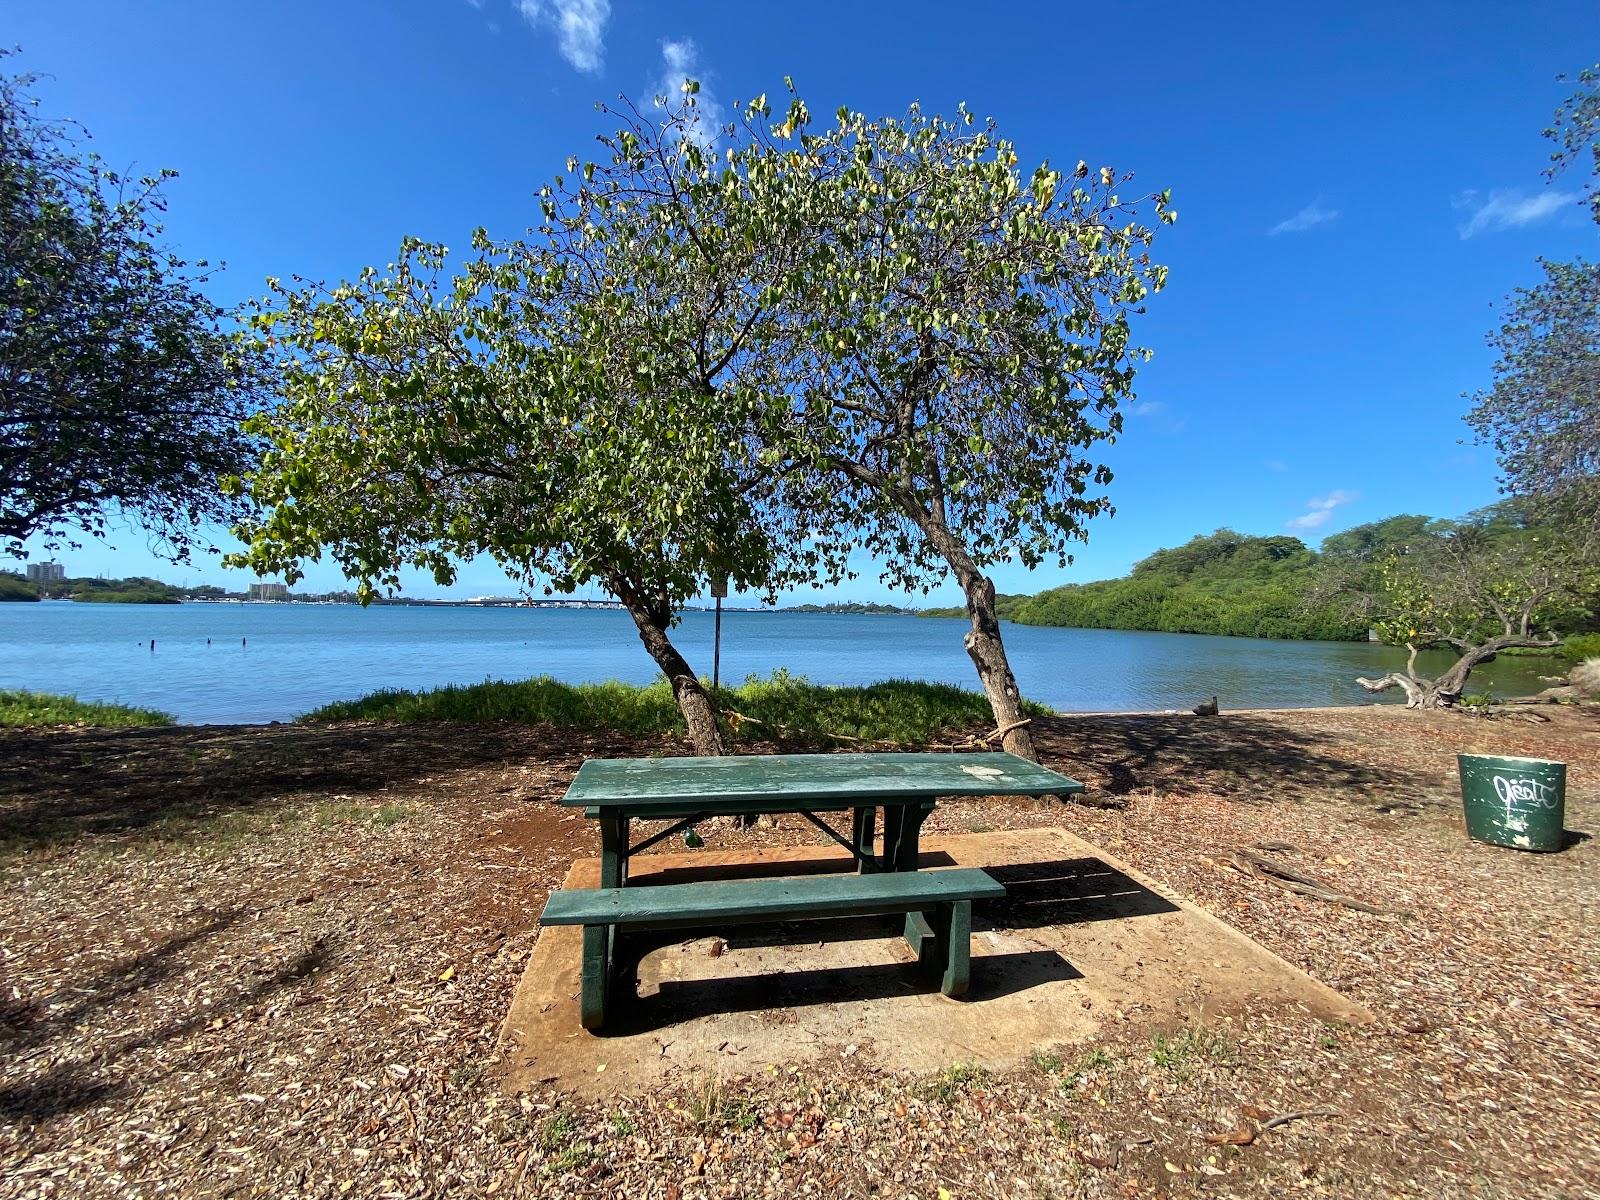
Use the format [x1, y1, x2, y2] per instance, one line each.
[1457, 754, 1567, 852]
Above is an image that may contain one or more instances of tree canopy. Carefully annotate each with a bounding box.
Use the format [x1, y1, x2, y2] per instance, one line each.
[1465, 65, 1600, 518]
[0, 60, 258, 559]
[706, 87, 1175, 755]
[1018, 529, 1361, 641]
[232, 80, 1172, 757]
[1464, 258, 1600, 511]
[1545, 61, 1600, 224]
[228, 91, 843, 753]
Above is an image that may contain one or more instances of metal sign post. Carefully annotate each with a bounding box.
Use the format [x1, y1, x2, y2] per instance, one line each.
[710, 574, 728, 694]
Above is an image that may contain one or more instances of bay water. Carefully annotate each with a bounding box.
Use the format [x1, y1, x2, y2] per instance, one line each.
[0, 602, 1556, 725]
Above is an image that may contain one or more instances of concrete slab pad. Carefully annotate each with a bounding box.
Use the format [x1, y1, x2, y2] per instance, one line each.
[500, 827, 1370, 1099]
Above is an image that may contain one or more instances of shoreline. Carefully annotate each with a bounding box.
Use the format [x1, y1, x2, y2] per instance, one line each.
[4, 698, 1530, 735]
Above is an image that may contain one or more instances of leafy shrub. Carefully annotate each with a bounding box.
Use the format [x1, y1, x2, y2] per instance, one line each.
[1561, 633, 1600, 662]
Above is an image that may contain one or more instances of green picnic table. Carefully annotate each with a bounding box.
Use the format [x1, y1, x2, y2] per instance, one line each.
[547, 750, 1085, 1029]
[560, 750, 1085, 886]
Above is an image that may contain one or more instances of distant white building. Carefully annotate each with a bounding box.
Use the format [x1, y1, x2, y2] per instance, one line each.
[248, 582, 289, 601]
[25, 561, 65, 584]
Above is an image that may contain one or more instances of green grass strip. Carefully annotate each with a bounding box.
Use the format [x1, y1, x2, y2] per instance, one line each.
[300, 671, 1049, 745]
[0, 690, 175, 728]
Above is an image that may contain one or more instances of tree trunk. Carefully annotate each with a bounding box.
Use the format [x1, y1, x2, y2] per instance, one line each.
[954, 563, 1038, 761]
[1354, 670, 1449, 709]
[615, 589, 724, 756]
[824, 446, 1039, 760]
[1357, 634, 1559, 710]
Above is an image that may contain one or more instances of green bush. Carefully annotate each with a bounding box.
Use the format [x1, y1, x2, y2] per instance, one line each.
[1011, 529, 1367, 641]
[1561, 633, 1600, 662]
[300, 670, 1047, 745]
[0, 690, 175, 728]
[0, 573, 39, 602]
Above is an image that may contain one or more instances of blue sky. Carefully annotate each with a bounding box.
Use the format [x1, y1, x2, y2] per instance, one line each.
[10, 1, 1597, 603]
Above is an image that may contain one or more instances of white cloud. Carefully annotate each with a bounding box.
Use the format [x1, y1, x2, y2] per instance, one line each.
[1286, 489, 1358, 531]
[1265, 459, 1289, 473]
[514, 0, 609, 73]
[1268, 199, 1338, 236]
[1123, 398, 1186, 434]
[653, 38, 724, 147]
[1453, 188, 1579, 238]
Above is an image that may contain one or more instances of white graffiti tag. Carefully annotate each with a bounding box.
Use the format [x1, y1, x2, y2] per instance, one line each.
[1492, 774, 1561, 812]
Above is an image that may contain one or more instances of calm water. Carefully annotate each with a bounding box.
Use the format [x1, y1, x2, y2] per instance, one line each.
[0, 602, 1555, 725]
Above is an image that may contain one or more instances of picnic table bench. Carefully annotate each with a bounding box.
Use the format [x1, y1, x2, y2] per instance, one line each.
[544, 751, 1084, 1030]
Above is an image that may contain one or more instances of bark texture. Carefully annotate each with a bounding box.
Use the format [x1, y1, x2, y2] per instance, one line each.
[955, 565, 1038, 760]
[614, 582, 724, 756]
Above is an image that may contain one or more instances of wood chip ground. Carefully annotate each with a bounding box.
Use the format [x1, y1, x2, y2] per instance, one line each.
[1, 706, 1596, 1198]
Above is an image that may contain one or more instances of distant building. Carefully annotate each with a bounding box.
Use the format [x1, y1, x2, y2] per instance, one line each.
[25, 561, 65, 584]
[248, 582, 289, 601]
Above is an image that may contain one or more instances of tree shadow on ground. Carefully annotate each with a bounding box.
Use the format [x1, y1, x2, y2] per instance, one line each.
[0, 908, 333, 1120]
[0, 721, 664, 856]
[1028, 712, 1432, 804]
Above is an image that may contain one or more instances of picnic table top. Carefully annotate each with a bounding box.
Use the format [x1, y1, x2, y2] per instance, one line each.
[560, 751, 1084, 812]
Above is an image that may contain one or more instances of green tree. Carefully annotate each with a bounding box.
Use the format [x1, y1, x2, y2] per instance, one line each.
[1545, 61, 1599, 224]
[1016, 529, 1360, 641]
[228, 91, 831, 754]
[0, 572, 38, 601]
[1464, 66, 1600, 518]
[1464, 258, 1600, 513]
[0, 60, 258, 558]
[1352, 506, 1598, 708]
[737, 89, 1174, 758]
[1318, 514, 1432, 563]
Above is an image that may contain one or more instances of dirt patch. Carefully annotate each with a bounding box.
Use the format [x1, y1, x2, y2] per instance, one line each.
[503, 829, 1368, 1098]
[0, 705, 1596, 1198]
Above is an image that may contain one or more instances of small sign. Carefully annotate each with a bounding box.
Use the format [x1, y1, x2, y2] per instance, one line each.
[710, 575, 728, 599]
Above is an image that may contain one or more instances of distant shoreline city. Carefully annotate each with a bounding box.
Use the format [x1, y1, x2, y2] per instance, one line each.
[2, 563, 920, 614]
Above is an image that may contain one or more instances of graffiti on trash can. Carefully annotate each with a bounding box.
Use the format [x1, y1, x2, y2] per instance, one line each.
[1492, 774, 1561, 812]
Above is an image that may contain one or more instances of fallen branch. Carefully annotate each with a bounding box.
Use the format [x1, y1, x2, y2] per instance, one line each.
[1228, 848, 1410, 918]
[1481, 705, 1554, 723]
[1231, 848, 1324, 888]
[1255, 840, 1301, 854]
[1262, 1108, 1341, 1131]
[718, 707, 886, 747]
[1078, 1135, 1154, 1171]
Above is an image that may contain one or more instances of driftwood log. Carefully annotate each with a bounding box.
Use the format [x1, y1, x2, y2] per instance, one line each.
[1227, 846, 1410, 918]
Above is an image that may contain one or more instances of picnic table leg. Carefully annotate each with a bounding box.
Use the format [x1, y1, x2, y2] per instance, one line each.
[600, 815, 627, 889]
[903, 909, 936, 972]
[580, 924, 609, 1030]
[937, 899, 973, 997]
[851, 806, 877, 873]
[893, 799, 934, 872]
[880, 806, 903, 872]
[595, 814, 627, 1027]
[896, 799, 936, 948]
